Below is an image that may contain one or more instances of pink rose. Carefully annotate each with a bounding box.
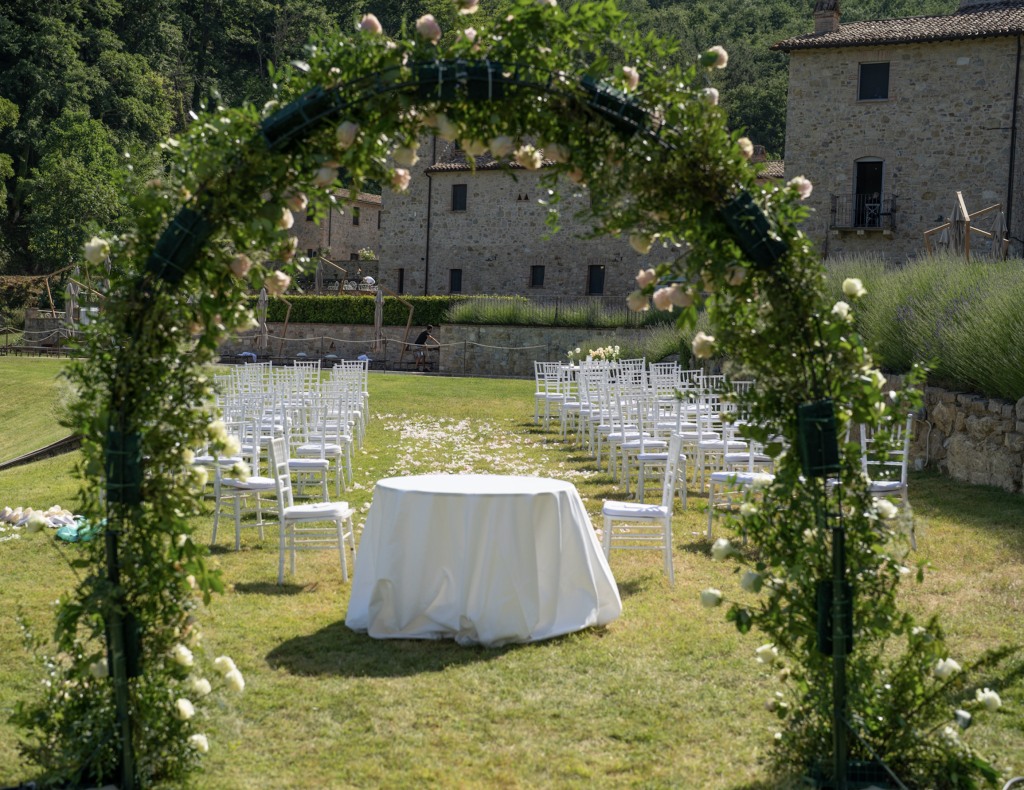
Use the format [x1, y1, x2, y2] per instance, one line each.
[515, 145, 543, 171]
[416, 14, 441, 42]
[788, 176, 813, 200]
[229, 254, 252, 278]
[667, 284, 693, 308]
[391, 168, 411, 192]
[358, 14, 382, 33]
[314, 166, 337, 187]
[284, 191, 307, 212]
[265, 271, 291, 296]
[652, 287, 673, 311]
[704, 87, 719, 106]
[626, 290, 650, 312]
[635, 267, 657, 288]
[456, 0, 479, 13]
[336, 122, 359, 149]
[622, 66, 639, 92]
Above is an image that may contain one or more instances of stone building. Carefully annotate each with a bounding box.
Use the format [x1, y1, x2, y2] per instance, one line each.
[287, 188, 382, 267]
[378, 139, 647, 297]
[773, 0, 1024, 260]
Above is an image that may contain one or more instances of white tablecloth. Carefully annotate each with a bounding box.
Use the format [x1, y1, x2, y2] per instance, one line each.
[345, 475, 622, 647]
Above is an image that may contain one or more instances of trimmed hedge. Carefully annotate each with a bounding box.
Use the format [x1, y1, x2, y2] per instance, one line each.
[249, 295, 452, 326]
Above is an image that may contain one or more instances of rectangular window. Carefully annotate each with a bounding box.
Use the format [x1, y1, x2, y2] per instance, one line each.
[858, 62, 890, 101]
[450, 268, 463, 293]
[452, 184, 468, 212]
[306, 210, 315, 222]
[377, 210, 381, 229]
[588, 265, 605, 295]
[307, 249, 314, 259]
[350, 253, 359, 261]
[530, 265, 545, 288]
[397, 268, 405, 294]
[352, 207, 360, 226]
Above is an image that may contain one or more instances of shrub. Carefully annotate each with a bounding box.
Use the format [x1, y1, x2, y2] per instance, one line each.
[249, 295, 452, 327]
[824, 254, 1024, 401]
[442, 295, 676, 328]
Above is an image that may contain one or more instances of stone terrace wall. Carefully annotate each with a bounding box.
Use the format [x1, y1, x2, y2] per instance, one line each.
[217, 323, 650, 377]
[910, 386, 1024, 493]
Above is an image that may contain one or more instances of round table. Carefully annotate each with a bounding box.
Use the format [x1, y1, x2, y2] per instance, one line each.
[345, 475, 622, 647]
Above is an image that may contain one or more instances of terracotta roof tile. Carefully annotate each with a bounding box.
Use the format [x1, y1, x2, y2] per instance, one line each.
[773, 0, 1024, 51]
[424, 159, 557, 173]
[334, 188, 381, 204]
[761, 160, 786, 179]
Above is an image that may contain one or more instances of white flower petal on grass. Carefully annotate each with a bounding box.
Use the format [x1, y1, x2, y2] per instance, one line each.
[934, 658, 961, 680]
[755, 643, 779, 665]
[976, 687, 1001, 711]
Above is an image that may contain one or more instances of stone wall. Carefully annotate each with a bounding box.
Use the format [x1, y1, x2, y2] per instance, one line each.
[783, 36, 1023, 260]
[217, 322, 649, 377]
[379, 138, 649, 297]
[287, 188, 382, 266]
[910, 386, 1024, 493]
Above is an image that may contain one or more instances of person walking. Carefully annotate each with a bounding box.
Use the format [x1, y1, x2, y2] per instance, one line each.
[412, 325, 438, 372]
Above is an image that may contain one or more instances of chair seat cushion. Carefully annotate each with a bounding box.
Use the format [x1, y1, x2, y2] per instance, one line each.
[195, 455, 243, 467]
[724, 453, 773, 464]
[606, 431, 644, 441]
[296, 444, 346, 455]
[637, 452, 671, 461]
[287, 458, 331, 470]
[868, 480, 905, 493]
[620, 439, 668, 451]
[283, 502, 352, 520]
[710, 471, 775, 487]
[698, 440, 748, 451]
[222, 476, 277, 490]
[602, 501, 669, 519]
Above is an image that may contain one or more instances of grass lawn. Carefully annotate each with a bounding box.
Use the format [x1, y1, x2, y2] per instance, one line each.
[0, 357, 72, 462]
[1, 362, 1022, 789]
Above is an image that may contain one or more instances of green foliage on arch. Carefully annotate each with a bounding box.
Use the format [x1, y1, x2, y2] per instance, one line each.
[10, 1, 1016, 787]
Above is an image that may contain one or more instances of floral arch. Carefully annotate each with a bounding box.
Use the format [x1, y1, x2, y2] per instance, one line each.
[14, 0, 1010, 787]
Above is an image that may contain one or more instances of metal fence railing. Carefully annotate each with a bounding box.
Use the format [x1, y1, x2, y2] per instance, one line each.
[830, 193, 898, 229]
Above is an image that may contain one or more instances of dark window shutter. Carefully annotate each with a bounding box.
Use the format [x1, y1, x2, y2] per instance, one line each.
[858, 63, 889, 101]
[452, 184, 468, 212]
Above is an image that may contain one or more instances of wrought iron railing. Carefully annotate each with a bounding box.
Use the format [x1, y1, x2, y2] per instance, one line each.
[830, 194, 898, 229]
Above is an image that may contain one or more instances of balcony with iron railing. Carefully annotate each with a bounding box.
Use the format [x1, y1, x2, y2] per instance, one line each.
[830, 193, 898, 230]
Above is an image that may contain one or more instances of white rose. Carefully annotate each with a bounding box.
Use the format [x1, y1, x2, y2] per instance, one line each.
[934, 658, 961, 680]
[740, 570, 762, 593]
[231, 461, 251, 482]
[336, 121, 359, 149]
[751, 473, 773, 490]
[976, 687, 1001, 711]
[711, 537, 733, 561]
[224, 668, 245, 693]
[652, 287, 673, 312]
[186, 629, 202, 648]
[703, 87, 719, 105]
[176, 533, 188, 548]
[692, 331, 715, 359]
[391, 168, 412, 192]
[191, 465, 209, 489]
[635, 268, 657, 288]
[170, 644, 194, 667]
[457, 0, 479, 14]
[175, 698, 196, 721]
[191, 677, 212, 696]
[842, 278, 867, 298]
[26, 513, 48, 534]
[489, 136, 514, 158]
[278, 207, 294, 230]
[940, 724, 961, 748]
[89, 658, 109, 679]
[357, 13, 382, 33]
[223, 435, 241, 457]
[626, 290, 650, 312]
[265, 271, 291, 297]
[213, 656, 236, 675]
[463, 139, 487, 156]
[874, 498, 898, 520]
[787, 176, 813, 200]
[755, 643, 779, 665]
[703, 45, 728, 69]
[831, 301, 851, 320]
[667, 284, 693, 308]
[739, 502, 758, 517]
[514, 145, 543, 171]
[394, 145, 419, 167]
[700, 588, 723, 608]
[737, 137, 753, 159]
[416, 13, 442, 42]
[630, 233, 655, 255]
[314, 166, 338, 187]
[622, 65, 639, 91]
[185, 574, 197, 590]
[575, 347, 581, 354]
[188, 733, 210, 753]
[85, 236, 111, 264]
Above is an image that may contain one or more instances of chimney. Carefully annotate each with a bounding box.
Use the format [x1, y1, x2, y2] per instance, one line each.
[750, 145, 767, 164]
[813, 0, 841, 34]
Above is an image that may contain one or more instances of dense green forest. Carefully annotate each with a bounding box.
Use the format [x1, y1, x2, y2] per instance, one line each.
[0, 0, 956, 278]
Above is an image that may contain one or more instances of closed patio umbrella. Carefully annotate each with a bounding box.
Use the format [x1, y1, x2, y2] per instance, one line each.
[949, 201, 968, 257]
[371, 286, 384, 353]
[315, 258, 324, 295]
[256, 287, 269, 351]
[65, 267, 79, 328]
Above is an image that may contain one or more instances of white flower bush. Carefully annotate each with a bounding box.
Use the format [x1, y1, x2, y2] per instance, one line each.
[188, 733, 210, 754]
[169, 644, 194, 668]
[174, 698, 195, 721]
[934, 657, 962, 680]
[84, 236, 111, 264]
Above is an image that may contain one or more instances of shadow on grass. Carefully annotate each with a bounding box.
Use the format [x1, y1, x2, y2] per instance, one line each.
[908, 470, 1024, 546]
[234, 581, 309, 596]
[265, 620, 603, 677]
[617, 573, 657, 599]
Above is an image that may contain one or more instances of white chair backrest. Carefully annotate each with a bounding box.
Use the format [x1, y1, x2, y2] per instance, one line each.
[861, 413, 913, 484]
[661, 434, 685, 510]
[268, 437, 294, 509]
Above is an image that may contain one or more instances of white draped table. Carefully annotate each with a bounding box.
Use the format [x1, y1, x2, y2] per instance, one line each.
[345, 475, 622, 647]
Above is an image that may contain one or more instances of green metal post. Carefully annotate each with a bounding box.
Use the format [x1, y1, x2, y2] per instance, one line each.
[832, 519, 848, 790]
[105, 529, 135, 790]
